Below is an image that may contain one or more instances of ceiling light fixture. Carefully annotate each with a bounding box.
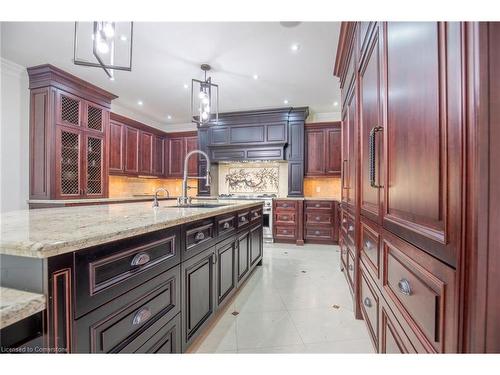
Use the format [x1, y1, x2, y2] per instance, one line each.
[291, 43, 300, 52]
[283, 99, 289, 104]
[191, 64, 219, 128]
[253, 74, 259, 80]
[333, 101, 339, 107]
[183, 83, 189, 89]
[73, 21, 134, 79]
[167, 115, 172, 120]
[137, 100, 143, 106]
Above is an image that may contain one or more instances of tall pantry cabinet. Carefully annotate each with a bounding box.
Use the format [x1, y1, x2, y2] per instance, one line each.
[28, 64, 117, 200]
[335, 22, 499, 353]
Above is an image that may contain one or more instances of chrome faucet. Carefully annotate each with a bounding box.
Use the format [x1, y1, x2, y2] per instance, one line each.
[152, 187, 170, 208]
[177, 150, 211, 207]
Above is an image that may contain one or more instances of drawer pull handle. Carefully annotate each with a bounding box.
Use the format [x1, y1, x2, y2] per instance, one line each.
[397, 278, 412, 296]
[283, 204, 288, 208]
[283, 216, 289, 220]
[363, 297, 372, 308]
[348, 225, 354, 232]
[240, 216, 247, 223]
[364, 241, 372, 250]
[315, 216, 321, 221]
[195, 231, 205, 241]
[254, 212, 259, 217]
[315, 204, 320, 208]
[315, 230, 320, 235]
[132, 307, 152, 325]
[223, 222, 230, 229]
[283, 230, 288, 234]
[348, 264, 354, 271]
[131, 253, 151, 267]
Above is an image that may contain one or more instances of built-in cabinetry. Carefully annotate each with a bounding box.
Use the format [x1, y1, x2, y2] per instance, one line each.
[334, 21, 472, 353]
[28, 65, 117, 200]
[273, 199, 338, 245]
[39, 204, 263, 353]
[305, 122, 341, 177]
[109, 113, 197, 179]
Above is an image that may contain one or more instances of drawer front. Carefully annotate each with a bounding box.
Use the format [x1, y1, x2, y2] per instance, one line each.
[360, 219, 380, 279]
[75, 227, 180, 318]
[119, 312, 181, 353]
[75, 266, 181, 353]
[304, 200, 334, 210]
[237, 210, 251, 228]
[216, 214, 236, 237]
[274, 225, 296, 240]
[184, 218, 215, 260]
[250, 207, 263, 222]
[274, 200, 298, 211]
[380, 304, 416, 354]
[360, 265, 379, 351]
[382, 230, 456, 353]
[305, 212, 333, 225]
[304, 225, 334, 240]
[275, 212, 296, 224]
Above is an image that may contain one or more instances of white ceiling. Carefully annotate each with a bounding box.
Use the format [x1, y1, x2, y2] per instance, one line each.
[1, 22, 341, 129]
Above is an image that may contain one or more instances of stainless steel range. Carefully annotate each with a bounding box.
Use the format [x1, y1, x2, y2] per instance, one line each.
[218, 193, 275, 242]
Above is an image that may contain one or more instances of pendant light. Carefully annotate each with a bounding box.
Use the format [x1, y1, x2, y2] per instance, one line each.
[73, 22, 133, 79]
[191, 64, 219, 127]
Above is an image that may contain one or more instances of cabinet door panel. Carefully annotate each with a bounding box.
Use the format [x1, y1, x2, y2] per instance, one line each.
[383, 22, 463, 266]
[216, 240, 236, 307]
[139, 131, 153, 175]
[56, 91, 83, 127]
[237, 231, 250, 283]
[168, 138, 184, 177]
[124, 126, 139, 174]
[182, 247, 216, 348]
[153, 136, 164, 176]
[305, 129, 325, 175]
[109, 121, 124, 173]
[347, 90, 356, 210]
[84, 134, 105, 197]
[250, 223, 263, 267]
[326, 127, 341, 175]
[359, 23, 383, 222]
[56, 126, 82, 198]
[185, 136, 198, 176]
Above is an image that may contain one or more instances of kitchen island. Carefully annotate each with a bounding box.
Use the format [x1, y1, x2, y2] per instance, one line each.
[0, 199, 264, 353]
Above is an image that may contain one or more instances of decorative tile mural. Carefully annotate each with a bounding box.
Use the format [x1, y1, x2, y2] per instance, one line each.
[225, 166, 279, 193]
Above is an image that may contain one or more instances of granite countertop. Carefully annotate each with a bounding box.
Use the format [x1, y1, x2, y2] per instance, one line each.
[275, 197, 339, 201]
[0, 199, 263, 259]
[0, 287, 46, 329]
[28, 195, 175, 205]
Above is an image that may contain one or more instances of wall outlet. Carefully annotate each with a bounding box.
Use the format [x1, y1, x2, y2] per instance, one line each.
[316, 186, 321, 193]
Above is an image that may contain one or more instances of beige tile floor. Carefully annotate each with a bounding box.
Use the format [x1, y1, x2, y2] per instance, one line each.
[194, 242, 375, 353]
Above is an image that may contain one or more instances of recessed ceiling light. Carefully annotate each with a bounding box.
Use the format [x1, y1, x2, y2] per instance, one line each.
[252, 74, 259, 80]
[333, 101, 339, 107]
[291, 43, 300, 52]
[109, 76, 115, 81]
[137, 100, 143, 106]
[120, 35, 127, 42]
[283, 99, 289, 104]
[183, 83, 189, 89]
[167, 115, 172, 120]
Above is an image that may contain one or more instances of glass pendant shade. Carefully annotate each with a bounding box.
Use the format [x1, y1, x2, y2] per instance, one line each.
[74, 21, 133, 79]
[191, 65, 219, 127]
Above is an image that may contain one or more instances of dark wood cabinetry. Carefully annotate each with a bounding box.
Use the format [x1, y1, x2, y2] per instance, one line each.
[108, 113, 197, 179]
[305, 122, 341, 177]
[333, 21, 495, 353]
[28, 65, 117, 200]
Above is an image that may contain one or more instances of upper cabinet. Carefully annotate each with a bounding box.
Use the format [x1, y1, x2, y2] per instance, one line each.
[166, 133, 198, 178]
[305, 122, 341, 177]
[28, 64, 117, 200]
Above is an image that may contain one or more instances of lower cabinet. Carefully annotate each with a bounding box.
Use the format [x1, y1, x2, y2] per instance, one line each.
[237, 230, 250, 284]
[249, 223, 263, 267]
[216, 238, 237, 307]
[181, 246, 217, 350]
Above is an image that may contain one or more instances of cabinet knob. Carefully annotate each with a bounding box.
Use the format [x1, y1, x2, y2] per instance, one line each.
[342, 218, 347, 224]
[240, 216, 247, 223]
[283, 204, 288, 208]
[348, 264, 354, 271]
[363, 297, 372, 308]
[348, 225, 354, 232]
[315, 216, 321, 221]
[315, 203, 320, 208]
[195, 231, 205, 242]
[397, 278, 412, 296]
[364, 240, 372, 250]
[223, 222, 230, 229]
[283, 230, 288, 234]
[132, 307, 152, 325]
[315, 230, 320, 235]
[131, 252, 151, 267]
[283, 216, 289, 220]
